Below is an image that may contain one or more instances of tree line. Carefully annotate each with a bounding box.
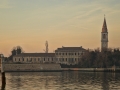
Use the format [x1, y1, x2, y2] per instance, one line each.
[8, 46, 23, 60]
[79, 48, 120, 68]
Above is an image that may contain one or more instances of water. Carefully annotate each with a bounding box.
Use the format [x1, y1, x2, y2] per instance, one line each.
[0, 71, 120, 90]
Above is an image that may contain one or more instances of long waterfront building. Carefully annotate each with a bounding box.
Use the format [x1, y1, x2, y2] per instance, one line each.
[13, 46, 86, 65]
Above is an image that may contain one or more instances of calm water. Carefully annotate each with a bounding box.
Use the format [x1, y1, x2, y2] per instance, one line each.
[0, 71, 120, 90]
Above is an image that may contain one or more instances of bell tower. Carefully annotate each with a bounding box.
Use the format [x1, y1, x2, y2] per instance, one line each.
[101, 16, 108, 51]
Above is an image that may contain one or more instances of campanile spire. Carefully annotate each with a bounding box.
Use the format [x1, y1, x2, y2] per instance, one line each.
[101, 15, 108, 51]
[102, 15, 108, 33]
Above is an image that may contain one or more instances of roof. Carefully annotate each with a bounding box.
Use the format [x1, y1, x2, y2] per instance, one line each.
[102, 17, 108, 33]
[55, 46, 86, 52]
[13, 53, 55, 57]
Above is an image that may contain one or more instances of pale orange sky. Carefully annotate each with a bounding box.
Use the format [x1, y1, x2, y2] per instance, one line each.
[0, 0, 120, 56]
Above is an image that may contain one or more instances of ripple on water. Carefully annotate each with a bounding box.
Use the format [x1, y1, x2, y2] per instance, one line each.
[0, 72, 120, 90]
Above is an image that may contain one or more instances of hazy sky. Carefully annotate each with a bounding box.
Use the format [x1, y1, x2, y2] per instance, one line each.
[0, 0, 120, 56]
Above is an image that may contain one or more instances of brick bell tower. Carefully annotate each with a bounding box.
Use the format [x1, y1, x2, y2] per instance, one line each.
[101, 16, 108, 51]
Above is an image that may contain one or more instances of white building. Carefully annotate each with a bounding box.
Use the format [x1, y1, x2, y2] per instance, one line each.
[55, 46, 86, 65]
[13, 53, 55, 64]
[13, 46, 86, 65]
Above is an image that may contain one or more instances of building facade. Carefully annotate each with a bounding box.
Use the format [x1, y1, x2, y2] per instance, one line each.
[13, 46, 86, 65]
[101, 17, 108, 51]
[55, 46, 86, 65]
[13, 53, 56, 64]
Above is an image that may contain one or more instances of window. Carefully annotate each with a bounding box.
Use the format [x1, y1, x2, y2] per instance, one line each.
[66, 53, 67, 55]
[59, 58, 61, 61]
[62, 58, 64, 61]
[75, 53, 76, 55]
[56, 53, 58, 55]
[38, 58, 39, 61]
[74, 58, 76, 61]
[19, 58, 20, 61]
[59, 53, 61, 55]
[62, 53, 64, 55]
[69, 53, 71, 55]
[22, 58, 24, 61]
[66, 58, 67, 61]
[103, 34, 106, 39]
[44, 58, 45, 61]
[48, 58, 49, 61]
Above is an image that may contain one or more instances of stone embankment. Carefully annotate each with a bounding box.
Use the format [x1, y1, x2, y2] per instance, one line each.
[62, 68, 120, 72]
[3, 64, 61, 72]
[2, 64, 120, 72]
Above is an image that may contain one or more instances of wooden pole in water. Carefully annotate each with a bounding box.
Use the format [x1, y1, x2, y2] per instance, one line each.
[1, 56, 6, 90]
[1, 72, 6, 90]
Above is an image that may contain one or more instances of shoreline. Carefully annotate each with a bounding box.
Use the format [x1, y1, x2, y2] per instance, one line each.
[1, 68, 120, 72]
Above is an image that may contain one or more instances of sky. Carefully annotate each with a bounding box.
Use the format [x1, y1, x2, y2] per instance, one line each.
[0, 0, 120, 56]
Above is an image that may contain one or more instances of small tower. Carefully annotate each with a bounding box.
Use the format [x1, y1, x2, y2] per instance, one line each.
[45, 41, 48, 53]
[101, 16, 108, 51]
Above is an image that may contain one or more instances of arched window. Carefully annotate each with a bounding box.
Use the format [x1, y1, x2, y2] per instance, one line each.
[103, 34, 106, 39]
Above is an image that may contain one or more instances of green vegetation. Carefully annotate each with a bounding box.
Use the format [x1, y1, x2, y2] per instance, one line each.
[80, 48, 120, 68]
[8, 46, 23, 60]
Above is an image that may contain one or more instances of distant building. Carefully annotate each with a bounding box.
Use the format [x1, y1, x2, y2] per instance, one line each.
[101, 16, 108, 51]
[55, 46, 86, 65]
[13, 46, 86, 65]
[13, 53, 55, 64]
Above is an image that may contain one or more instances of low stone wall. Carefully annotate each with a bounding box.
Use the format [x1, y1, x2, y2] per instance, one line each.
[3, 63, 61, 71]
[3, 64, 120, 72]
[62, 68, 95, 71]
[62, 68, 120, 72]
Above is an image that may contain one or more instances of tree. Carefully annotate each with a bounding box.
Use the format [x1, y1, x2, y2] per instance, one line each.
[11, 47, 16, 56]
[16, 46, 22, 54]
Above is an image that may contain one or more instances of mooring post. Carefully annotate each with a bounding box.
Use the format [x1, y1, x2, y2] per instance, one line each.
[1, 72, 6, 90]
[1, 56, 6, 90]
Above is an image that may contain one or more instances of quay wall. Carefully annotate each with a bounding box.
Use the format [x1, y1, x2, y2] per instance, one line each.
[2, 64, 120, 72]
[62, 68, 120, 72]
[3, 64, 61, 72]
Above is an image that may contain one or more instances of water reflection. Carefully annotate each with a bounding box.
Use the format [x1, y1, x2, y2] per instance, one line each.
[1, 71, 120, 90]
